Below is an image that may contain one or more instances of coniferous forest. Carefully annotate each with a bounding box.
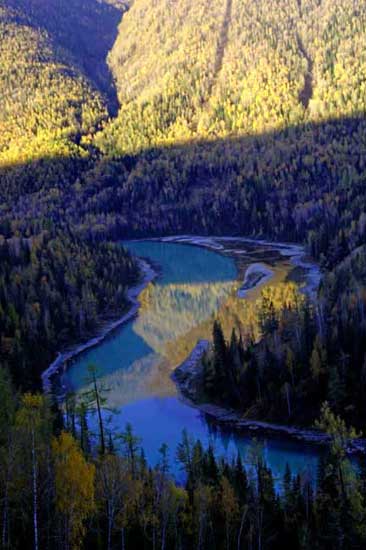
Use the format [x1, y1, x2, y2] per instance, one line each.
[1, 0, 366, 548]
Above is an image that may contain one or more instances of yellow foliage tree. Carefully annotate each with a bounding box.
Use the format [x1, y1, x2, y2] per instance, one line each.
[52, 431, 95, 550]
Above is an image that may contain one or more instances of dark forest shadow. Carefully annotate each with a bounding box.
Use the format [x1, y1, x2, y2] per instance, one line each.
[1, 114, 366, 246]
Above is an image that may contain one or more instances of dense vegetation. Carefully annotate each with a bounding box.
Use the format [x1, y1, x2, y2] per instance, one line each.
[0, 232, 137, 390]
[0, 4, 107, 168]
[1, 0, 366, 546]
[1, 373, 366, 550]
[0, 0, 365, 426]
[97, 0, 366, 153]
[0, 0, 139, 391]
[5, 0, 128, 108]
[203, 244, 366, 428]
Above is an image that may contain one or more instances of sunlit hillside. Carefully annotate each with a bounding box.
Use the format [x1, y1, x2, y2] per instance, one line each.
[0, 0, 131, 169]
[97, 0, 366, 153]
[0, 5, 107, 167]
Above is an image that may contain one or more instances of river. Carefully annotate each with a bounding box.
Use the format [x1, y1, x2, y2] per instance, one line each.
[57, 237, 323, 483]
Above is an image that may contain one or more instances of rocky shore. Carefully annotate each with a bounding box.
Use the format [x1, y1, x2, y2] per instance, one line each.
[173, 340, 366, 456]
[160, 235, 322, 299]
[42, 258, 156, 395]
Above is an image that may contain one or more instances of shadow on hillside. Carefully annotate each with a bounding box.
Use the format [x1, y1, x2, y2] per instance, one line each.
[1, 115, 366, 247]
[7, 0, 128, 114]
[94, 115, 366, 239]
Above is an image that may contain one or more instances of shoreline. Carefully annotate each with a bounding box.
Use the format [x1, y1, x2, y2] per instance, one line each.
[43, 234, 282, 395]
[41, 258, 157, 394]
[41, 233, 357, 455]
[172, 341, 366, 456]
[42, 234, 320, 407]
[158, 235, 321, 299]
[237, 262, 274, 298]
[42, 235, 319, 394]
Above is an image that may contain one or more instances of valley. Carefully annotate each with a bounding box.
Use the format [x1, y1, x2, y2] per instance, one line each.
[54, 237, 323, 478]
[1, 0, 366, 547]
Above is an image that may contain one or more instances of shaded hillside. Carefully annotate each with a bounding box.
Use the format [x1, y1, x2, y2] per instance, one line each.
[1, 116, 365, 268]
[76, 117, 366, 265]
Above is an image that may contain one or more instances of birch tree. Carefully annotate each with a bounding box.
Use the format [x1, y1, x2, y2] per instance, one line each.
[52, 431, 95, 550]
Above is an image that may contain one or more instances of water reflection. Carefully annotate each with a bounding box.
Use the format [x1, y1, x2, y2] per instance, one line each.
[62, 240, 322, 478]
[63, 241, 238, 406]
[135, 281, 235, 354]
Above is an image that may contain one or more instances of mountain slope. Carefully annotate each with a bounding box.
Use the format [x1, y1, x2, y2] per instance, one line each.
[6, 0, 128, 110]
[98, 0, 366, 154]
[0, 0, 131, 170]
[0, 4, 108, 168]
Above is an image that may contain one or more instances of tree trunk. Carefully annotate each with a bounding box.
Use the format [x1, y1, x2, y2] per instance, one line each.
[2, 454, 10, 550]
[237, 506, 248, 550]
[286, 384, 292, 417]
[2, 491, 8, 549]
[107, 501, 113, 550]
[31, 428, 39, 550]
[93, 374, 105, 455]
[161, 522, 167, 550]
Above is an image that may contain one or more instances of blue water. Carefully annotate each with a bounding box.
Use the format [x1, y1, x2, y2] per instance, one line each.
[127, 240, 237, 285]
[62, 240, 322, 482]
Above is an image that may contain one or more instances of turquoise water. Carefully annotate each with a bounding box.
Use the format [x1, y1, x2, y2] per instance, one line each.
[62, 240, 322, 482]
[127, 240, 237, 285]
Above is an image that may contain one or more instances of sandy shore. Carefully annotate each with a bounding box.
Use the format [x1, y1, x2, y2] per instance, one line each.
[237, 263, 274, 298]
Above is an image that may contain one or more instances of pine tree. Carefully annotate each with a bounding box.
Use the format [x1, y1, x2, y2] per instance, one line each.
[212, 320, 228, 400]
[327, 364, 346, 412]
[81, 364, 111, 456]
[120, 423, 141, 479]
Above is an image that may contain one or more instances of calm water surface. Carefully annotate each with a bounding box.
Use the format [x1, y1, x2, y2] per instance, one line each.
[62, 240, 322, 482]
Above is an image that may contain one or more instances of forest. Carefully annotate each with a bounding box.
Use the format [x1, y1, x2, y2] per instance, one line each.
[0, 0, 139, 391]
[0, 232, 137, 390]
[0, 3, 105, 167]
[1, 372, 366, 550]
[98, 0, 366, 153]
[202, 244, 366, 428]
[1, 0, 366, 547]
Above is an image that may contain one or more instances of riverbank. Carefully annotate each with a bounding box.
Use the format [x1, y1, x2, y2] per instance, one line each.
[42, 258, 157, 394]
[172, 340, 366, 456]
[237, 263, 274, 298]
[43, 235, 319, 393]
[159, 235, 321, 299]
[43, 235, 301, 394]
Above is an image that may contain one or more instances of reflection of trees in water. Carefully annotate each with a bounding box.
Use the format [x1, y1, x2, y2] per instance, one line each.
[165, 280, 304, 366]
[134, 263, 303, 369]
[134, 281, 235, 353]
[74, 263, 303, 410]
[76, 352, 176, 409]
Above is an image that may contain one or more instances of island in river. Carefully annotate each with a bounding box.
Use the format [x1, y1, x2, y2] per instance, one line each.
[44, 236, 347, 480]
